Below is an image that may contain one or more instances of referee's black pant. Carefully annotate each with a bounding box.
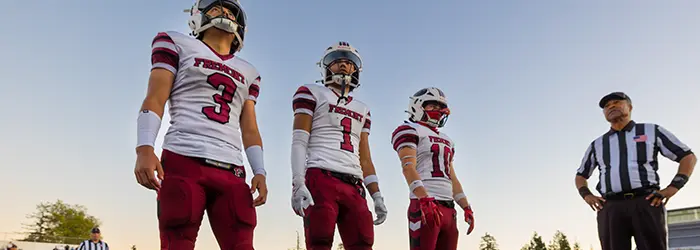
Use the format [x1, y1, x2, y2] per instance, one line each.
[597, 194, 667, 250]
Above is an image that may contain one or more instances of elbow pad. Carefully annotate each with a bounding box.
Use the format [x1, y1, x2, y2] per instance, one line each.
[291, 129, 310, 186]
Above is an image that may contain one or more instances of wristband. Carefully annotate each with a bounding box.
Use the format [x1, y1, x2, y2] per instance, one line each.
[409, 180, 424, 193]
[454, 192, 466, 202]
[669, 174, 689, 190]
[364, 175, 378, 187]
[401, 155, 416, 160]
[137, 110, 161, 148]
[371, 191, 383, 200]
[245, 145, 266, 176]
[578, 186, 593, 199]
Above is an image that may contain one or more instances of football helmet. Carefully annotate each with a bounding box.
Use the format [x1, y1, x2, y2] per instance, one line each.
[407, 87, 450, 128]
[318, 41, 363, 97]
[187, 0, 247, 53]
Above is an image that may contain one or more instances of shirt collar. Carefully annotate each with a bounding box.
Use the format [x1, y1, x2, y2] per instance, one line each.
[606, 120, 636, 136]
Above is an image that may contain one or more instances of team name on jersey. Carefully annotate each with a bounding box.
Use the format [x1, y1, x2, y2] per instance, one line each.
[193, 57, 246, 83]
[328, 104, 364, 122]
[429, 136, 452, 147]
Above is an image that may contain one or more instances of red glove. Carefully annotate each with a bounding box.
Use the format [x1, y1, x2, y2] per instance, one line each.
[464, 205, 474, 235]
[419, 197, 442, 228]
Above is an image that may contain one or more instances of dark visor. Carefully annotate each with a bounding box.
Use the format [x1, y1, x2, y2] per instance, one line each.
[322, 50, 362, 69]
[199, 0, 246, 27]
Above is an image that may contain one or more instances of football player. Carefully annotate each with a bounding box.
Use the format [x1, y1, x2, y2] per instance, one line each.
[133, 1, 267, 249]
[290, 41, 388, 250]
[390, 87, 475, 250]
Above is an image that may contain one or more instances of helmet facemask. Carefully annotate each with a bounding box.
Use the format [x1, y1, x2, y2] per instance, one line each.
[422, 101, 451, 128]
[320, 45, 362, 104]
[189, 0, 247, 53]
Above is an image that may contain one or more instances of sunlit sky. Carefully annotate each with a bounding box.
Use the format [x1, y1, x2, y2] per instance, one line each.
[1, 1, 699, 249]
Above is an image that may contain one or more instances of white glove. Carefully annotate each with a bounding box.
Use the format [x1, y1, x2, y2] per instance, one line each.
[290, 129, 313, 217]
[371, 191, 388, 225]
[292, 184, 315, 217]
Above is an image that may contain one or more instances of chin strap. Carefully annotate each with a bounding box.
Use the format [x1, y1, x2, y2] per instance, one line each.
[329, 74, 352, 105]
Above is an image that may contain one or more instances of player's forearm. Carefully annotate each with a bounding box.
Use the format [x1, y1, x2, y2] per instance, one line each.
[402, 167, 429, 198]
[361, 162, 380, 194]
[241, 100, 262, 148]
[141, 69, 174, 117]
[397, 147, 428, 198]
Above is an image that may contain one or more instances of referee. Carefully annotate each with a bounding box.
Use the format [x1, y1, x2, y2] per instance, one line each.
[77, 227, 109, 250]
[574, 92, 697, 250]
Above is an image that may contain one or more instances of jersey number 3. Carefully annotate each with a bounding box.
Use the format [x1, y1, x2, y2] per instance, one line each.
[202, 73, 238, 124]
[430, 144, 453, 178]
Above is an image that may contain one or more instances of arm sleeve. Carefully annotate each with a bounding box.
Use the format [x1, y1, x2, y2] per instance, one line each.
[576, 141, 597, 179]
[247, 75, 261, 103]
[292, 86, 317, 116]
[391, 124, 419, 152]
[150, 32, 179, 74]
[362, 110, 372, 134]
[655, 124, 693, 162]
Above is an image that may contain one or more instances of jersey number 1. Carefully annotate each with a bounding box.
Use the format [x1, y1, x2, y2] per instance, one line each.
[340, 117, 354, 152]
[202, 73, 238, 124]
[430, 144, 453, 178]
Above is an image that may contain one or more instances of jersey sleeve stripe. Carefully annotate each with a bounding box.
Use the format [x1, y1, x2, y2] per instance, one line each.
[151, 32, 179, 74]
[362, 118, 371, 133]
[391, 125, 419, 151]
[294, 86, 313, 96]
[152, 32, 175, 45]
[248, 82, 260, 102]
[293, 98, 316, 115]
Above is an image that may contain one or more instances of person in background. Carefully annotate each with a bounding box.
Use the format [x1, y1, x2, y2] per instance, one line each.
[77, 227, 109, 250]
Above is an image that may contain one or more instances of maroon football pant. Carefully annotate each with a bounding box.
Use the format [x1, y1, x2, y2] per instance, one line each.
[303, 168, 374, 250]
[407, 199, 458, 250]
[157, 149, 257, 250]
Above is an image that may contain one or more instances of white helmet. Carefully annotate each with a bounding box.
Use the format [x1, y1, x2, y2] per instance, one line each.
[319, 41, 363, 91]
[187, 0, 247, 53]
[406, 87, 451, 128]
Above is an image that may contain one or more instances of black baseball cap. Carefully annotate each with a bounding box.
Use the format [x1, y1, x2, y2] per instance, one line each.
[91, 227, 100, 233]
[598, 92, 631, 108]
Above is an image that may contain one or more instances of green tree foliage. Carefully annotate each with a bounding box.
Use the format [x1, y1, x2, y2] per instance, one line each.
[572, 242, 582, 250]
[521, 232, 547, 250]
[479, 232, 499, 250]
[548, 230, 572, 250]
[21, 200, 101, 244]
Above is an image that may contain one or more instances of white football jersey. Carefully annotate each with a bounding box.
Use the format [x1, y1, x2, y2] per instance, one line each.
[150, 31, 261, 165]
[292, 84, 372, 179]
[391, 121, 454, 200]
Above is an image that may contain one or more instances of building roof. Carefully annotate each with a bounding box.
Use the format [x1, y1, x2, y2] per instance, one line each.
[669, 206, 700, 213]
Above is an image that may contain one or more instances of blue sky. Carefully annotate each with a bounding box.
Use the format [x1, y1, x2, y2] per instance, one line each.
[1, 1, 699, 249]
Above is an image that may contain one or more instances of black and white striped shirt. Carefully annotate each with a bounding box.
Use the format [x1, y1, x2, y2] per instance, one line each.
[576, 120, 693, 195]
[77, 240, 109, 250]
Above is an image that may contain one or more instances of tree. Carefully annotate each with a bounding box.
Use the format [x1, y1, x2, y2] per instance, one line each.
[548, 230, 571, 250]
[479, 232, 499, 250]
[521, 232, 547, 250]
[21, 200, 101, 244]
[572, 242, 581, 250]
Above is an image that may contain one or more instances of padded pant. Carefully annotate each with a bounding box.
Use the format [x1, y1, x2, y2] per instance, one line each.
[157, 149, 257, 250]
[303, 168, 374, 250]
[407, 199, 458, 250]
